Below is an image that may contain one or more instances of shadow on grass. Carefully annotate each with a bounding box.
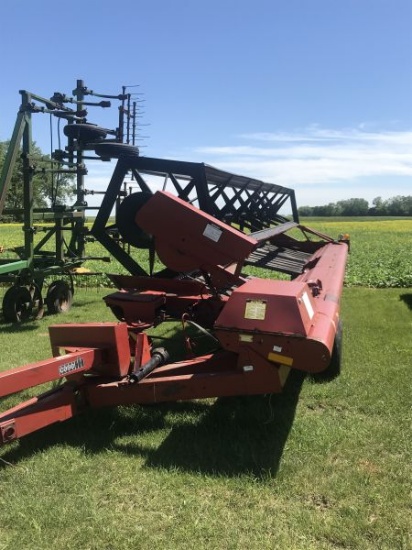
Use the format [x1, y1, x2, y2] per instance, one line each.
[400, 293, 412, 310]
[0, 371, 304, 478]
[0, 297, 106, 326]
[142, 371, 305, 478]
[0, 322, 39, 333]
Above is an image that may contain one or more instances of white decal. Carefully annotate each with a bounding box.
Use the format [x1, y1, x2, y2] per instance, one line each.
[59, 357, 85, 376]
[203, 223, 223, 242]
[301, 291, 314, 319]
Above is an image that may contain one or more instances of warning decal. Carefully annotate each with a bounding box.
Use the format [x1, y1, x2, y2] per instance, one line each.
[244, 300, 267, 320]
[203, 223, 223, 242]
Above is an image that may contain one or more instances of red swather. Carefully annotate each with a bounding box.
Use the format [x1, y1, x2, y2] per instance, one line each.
[0, 191, 348, 447]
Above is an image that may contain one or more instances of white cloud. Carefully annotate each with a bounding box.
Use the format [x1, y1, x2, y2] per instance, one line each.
[195, 127, 412, 182]
[81, 126, 412, 211]
[190, 126, 412, 205]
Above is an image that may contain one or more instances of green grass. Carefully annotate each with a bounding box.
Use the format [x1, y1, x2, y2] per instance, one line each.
[0, 288, 411, 549]
[300, 217, 412, 288]
[1, 217, 412, 287]
[0, 218, 411, 549]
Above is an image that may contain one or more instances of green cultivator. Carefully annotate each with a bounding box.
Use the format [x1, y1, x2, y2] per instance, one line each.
[0, 80, 139, 321]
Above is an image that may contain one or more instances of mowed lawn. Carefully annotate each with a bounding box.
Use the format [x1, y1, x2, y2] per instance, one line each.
[0, 218, 411, 549]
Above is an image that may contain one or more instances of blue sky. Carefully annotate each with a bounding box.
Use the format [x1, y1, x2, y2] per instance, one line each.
[1, 0, 411, 208]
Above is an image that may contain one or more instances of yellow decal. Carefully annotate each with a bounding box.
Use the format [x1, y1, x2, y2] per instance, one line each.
[239, 334, 253, 342]
[268, 351, 294, 367]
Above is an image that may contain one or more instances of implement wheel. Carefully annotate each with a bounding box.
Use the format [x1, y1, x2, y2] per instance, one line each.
[46, 280, 73, 314]
[116, 191, 153, 248]
[93, 142, 140, 159]
[64, 123, 108, 142]
[2, 285, 34, 323]
[29, 283, 44, 320]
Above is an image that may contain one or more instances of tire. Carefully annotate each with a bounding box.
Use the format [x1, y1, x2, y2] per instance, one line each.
[116, 191, 153, 248]
[93, 142, 140, 159]
[63, 123, 108, 142]
[2, 285, 33, 323]
[29, 283, 44, 320]
[46, 280, 73, 314]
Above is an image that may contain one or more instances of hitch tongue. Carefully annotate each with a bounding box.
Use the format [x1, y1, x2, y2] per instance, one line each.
[129, 348, 169, 384]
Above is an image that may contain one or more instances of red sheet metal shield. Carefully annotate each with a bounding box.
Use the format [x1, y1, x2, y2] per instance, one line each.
[49, 322, 131, 377]
[135, 191, 257, 272]
[215, 279, 316, 336]
[214, 237, 348, 375]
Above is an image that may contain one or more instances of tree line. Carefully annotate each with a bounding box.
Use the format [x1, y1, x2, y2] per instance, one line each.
[298, 196, 412, 217]
[2, 137, 411, 219]
[0, 140, 75, 221]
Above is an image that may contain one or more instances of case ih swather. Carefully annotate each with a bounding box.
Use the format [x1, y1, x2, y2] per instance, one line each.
[0, 82, 349, 448]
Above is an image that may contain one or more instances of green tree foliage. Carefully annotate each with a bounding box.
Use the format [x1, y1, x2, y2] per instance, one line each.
[370, 195, 412, 216]
[338, 198, 369, 216]
[298, 195, 412, 216]
[0, 140, 75, 220]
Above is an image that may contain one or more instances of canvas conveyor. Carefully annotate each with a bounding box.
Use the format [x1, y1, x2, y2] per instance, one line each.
[246, 242, 313, 275]
[246, 222, 338, 276]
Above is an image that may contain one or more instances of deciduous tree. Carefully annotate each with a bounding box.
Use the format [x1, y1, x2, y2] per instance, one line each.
[0, 140, 75, 220]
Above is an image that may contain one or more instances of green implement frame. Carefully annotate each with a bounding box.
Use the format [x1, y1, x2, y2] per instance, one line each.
[0, 80, 138, 322]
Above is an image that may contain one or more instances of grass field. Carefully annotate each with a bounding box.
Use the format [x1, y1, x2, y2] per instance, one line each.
[0, 219, 411, 549]
[302, 218, 412, 288]
[1, 217, 412, 288]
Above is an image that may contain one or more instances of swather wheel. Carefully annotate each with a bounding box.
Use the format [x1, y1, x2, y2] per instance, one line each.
[116, 191, 153, 248]
[46, 280, 73, 314]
